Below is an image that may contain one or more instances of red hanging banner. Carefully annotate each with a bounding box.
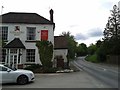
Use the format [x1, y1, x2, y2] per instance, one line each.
[41, 30, 48, 41]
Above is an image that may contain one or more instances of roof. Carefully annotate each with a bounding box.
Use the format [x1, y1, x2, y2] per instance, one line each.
[54, 36, 68, 49]
[3, 38, 26, 49]
[0, 12, 54, 24]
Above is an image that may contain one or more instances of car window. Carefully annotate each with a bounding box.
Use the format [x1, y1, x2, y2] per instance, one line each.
[0, 66, 2, 71]
[0, 66, 8, 71]
[4, 65, 17, 71]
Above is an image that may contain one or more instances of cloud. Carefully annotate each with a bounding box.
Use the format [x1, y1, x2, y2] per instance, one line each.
[88, 28, 103, 37]
[75, 28, 103, 41]
[75, 33, 88, 40]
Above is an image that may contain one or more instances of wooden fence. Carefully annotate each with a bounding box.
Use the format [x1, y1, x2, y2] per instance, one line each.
[106, 55, 120, 64]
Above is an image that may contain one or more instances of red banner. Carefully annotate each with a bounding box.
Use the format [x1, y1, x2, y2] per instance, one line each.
[41, 30, 48, 41]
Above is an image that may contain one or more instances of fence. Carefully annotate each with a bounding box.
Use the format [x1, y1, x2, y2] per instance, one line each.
[106, 55, 120, 64]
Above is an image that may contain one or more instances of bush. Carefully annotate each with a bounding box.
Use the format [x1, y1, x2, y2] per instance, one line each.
[42, 67, 58, 73]
[85, 54, 99, 63]
[24, 64, 42, 72]
[24, 64, 58, 73]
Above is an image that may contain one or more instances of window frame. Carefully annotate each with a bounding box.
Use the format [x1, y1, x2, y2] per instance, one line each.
[0, 26, 8, 41]
[26, 27, 36, 41]
[26, 49, 35, 62]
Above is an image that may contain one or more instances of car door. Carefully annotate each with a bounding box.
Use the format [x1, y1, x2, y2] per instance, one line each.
[0, 66, 8, 83]
[1, 66, 15, 83]
[0, 66, 3, 83]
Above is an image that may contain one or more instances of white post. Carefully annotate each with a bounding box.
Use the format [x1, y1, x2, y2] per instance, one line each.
[19, 49, 21, 64]
[8, 49, 10, 66]
[16, 49, 19, 69]
[5, 49, 7, 65]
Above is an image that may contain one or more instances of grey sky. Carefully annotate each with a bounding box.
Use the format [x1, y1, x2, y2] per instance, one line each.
[0, 0, 119, 46]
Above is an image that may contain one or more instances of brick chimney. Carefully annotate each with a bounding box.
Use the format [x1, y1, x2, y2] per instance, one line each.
[49, 9, 54, 22]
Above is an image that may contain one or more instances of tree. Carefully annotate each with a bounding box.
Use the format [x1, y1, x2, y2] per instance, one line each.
[60, 31, 77, 59]
[76, 43, 88, 56]
[104, 5, 120, 40]
[87, 44, 97, 55]
[103, 5, 120, 55]
[36, 41, 53, 68]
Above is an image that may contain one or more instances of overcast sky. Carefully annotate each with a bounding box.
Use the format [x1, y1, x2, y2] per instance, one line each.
[0, 0, 119, 46]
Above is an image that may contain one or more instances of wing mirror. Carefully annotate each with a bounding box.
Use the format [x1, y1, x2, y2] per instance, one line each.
[7, 69, 11, 72]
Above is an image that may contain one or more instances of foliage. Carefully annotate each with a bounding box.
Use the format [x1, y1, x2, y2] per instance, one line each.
[87, 44, 97, 55]
[42, 67, 58, 73]
[36, 41, 53, 68]
[86, 40, 106, 62]
[76, 43, 88, 56]
[85, 54, 99, 63]
[103, 5, 120, 55]
[1, 40, 6, 47]
[96, 43, 106, 62]
[60, 31, 77, 59]
[24, 64, 57, 73]
[24, 64, 42, 71]
[104, 5, 120, 40]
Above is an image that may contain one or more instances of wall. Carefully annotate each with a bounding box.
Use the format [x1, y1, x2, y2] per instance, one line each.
[1, 24, 54, 44]
[106, 55, 120, 64]
[1, 23, 54, 65]
[54, 49, 68, 62]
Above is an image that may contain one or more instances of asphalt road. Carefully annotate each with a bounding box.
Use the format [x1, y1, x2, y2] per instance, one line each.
[73, 57, 119, 88]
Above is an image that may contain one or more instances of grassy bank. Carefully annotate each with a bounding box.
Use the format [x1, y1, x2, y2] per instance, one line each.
[85, 54, 99, 63]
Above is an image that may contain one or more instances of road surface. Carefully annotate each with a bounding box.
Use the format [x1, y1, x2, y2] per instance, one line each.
[72, 57, 119, 88]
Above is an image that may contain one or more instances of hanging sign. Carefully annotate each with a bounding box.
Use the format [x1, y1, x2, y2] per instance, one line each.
[10, 26, 24, 37]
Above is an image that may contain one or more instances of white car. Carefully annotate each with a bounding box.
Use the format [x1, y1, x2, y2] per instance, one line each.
[0, 64, 35, 85]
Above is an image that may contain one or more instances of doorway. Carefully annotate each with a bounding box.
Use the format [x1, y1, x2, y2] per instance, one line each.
[10, 54, 17, 68]
[9, 49, 18, 68]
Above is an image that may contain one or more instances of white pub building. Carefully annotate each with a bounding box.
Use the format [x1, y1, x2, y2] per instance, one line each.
[0, 9, 55, 68]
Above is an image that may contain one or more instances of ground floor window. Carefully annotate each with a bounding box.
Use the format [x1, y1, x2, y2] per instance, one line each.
[26, 49, 35, 62]
[2, 49, 6, 63]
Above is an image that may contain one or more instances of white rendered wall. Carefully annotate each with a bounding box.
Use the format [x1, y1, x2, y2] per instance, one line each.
[1, 23, 54, 65]
[54, 49, 68, 62]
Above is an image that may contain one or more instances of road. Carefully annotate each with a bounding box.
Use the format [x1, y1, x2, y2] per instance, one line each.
[72, 57, 119, 88]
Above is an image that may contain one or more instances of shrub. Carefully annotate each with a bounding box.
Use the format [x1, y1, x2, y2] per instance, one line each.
[24, 64, 42, 72]
[42, 67, 58, 73]
[85, 54, 99, 63]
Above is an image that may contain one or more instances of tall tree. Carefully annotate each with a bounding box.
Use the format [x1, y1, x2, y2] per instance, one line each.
[104, 5, 120, 40]
[60, 31, 77, 59]
[76, 43, 88, 56]
[103, 5, 120, 55]
[88, 44, 97, 55]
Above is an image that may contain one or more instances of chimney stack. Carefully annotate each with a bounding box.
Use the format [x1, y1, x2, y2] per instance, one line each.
[49, 9, 54, 22]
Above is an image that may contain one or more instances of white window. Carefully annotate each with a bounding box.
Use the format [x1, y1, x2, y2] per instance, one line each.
[0, 27, 8, 41]
[26, 49, 35, 62]
[27, 27, 36, 40]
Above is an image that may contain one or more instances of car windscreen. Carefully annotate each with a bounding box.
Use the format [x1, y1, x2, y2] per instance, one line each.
[4, 65, 17, 71]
